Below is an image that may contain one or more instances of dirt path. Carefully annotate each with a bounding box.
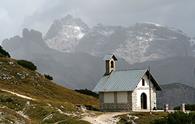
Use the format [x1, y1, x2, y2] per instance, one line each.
[82, 112, 129, 124]
[1, 89, 36, 101]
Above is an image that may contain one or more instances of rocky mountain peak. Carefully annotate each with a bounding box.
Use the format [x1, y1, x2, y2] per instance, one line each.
[43, 15, 193, 64]
[45, 15, 89, 52]
[60, 15, 88, 29]
[45, 15, 89, 40]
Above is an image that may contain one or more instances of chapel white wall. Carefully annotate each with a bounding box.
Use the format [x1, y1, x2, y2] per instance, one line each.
[132, 74, 157, 111]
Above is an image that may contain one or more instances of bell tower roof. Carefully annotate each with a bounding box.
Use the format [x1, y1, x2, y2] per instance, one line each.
[103, 54, 117, 61]
[104, 54, 117, 76]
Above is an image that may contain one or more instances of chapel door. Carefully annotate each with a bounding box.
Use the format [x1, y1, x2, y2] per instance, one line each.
[141, 93, 147, 109]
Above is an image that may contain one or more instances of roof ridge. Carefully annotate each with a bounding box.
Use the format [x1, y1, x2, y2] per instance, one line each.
[116, 69, 147, 72]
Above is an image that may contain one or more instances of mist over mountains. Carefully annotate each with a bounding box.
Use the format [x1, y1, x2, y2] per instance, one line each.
[2, 15, 195, 90]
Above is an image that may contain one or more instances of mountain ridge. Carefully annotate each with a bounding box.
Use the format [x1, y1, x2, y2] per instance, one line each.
[157, 83, 195, 108]
[43, 15, 193, 64]
[2, 15, 195, 90]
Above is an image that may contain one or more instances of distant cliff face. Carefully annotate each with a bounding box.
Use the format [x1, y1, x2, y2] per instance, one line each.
[44, 15, 193, 64]
[157, 83, 195, 108]
[2, 28, 49, 60]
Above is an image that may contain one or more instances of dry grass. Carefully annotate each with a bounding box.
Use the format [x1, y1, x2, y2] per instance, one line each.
[118, 112, 168, 124]
[0, 57, 98, 108]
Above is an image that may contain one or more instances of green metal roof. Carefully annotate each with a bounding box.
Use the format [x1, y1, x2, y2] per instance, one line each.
[93, 69, 161, 92]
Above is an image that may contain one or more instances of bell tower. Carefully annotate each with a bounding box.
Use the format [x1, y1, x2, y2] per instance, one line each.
[104, 54, 117, 75]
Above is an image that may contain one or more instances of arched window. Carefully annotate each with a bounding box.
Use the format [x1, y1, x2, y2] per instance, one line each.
[141, 93, 147, 109]
[142, 78, 145, 86]
[111, 61, 114, 68]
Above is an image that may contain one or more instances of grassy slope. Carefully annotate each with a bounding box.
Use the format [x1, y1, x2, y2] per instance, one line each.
[0, 57, 97, 123]
[118, 112, 168, 124]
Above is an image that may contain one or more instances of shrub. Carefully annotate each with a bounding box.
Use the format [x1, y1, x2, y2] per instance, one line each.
[44, 74, 53, 80]
[189, 112, 195, 124]
[75, 89, 99, 98]
[0, 95, 26, 111]
[84, 105, 99, 111]
[174, 106, 180, 110]
[0, 46, 10, 57]
[174, 104, 195, 111]
[17, 60, 37, 71]
[153, 112, 195, 124]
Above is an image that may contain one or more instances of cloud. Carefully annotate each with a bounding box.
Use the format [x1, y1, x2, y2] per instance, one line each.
[0, 0, 46, 42]
[0, 7, 19, 43]
[0, 0, 195, 42]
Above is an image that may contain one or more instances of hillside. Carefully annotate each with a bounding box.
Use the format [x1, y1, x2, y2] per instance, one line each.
[0, 56, 98, 123]
[157, 83, 195, 109]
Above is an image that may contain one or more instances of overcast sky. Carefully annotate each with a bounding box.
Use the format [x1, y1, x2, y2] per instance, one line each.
[0, 0, 195, 42]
